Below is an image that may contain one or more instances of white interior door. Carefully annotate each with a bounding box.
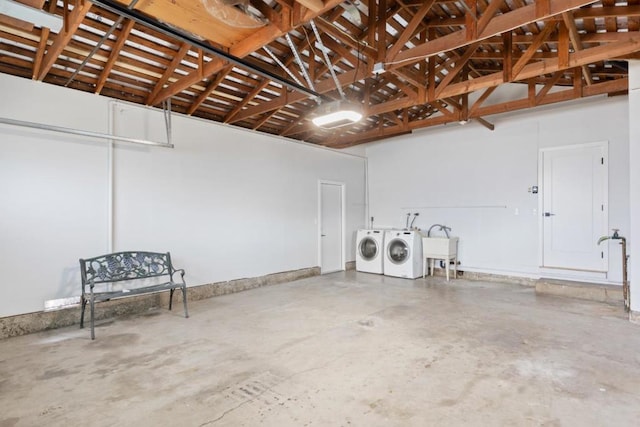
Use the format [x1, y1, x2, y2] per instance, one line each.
[541, 142, 608, 271]
[320, 182, 343, 274]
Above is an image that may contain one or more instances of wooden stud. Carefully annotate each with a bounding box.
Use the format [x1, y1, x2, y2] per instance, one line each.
[465, 0, 477, 42]
[558, 20, 570, 69]
[562, 11, 593, 85]
[503, 31, 513, 82]
[377, 0, 387, 62]
[32, 27, 50, 80]
[536, 0, 551, 18]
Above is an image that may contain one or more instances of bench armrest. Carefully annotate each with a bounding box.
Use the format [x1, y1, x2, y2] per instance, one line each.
[171, 268, 186, 284]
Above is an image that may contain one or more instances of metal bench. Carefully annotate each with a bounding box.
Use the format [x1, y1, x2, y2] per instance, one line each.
[79, 251, 189, 339]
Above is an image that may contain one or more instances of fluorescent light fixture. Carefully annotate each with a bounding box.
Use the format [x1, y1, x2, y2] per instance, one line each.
[312, 100, 363, 129]
[0, 0, 63, 32]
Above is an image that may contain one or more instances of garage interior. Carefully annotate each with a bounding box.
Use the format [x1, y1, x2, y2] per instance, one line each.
[1, 0, 640, 425]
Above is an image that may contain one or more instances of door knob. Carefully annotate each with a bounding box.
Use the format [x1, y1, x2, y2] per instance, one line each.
[544, 212, 555, 217]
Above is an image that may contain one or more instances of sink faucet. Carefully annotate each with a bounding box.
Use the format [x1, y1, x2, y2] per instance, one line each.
[597, 229, 629, 312]
[598, 228, 622, 245]
[427, 224, 451, 238]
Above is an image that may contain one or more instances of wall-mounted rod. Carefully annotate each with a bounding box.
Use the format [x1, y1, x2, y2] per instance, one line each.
[0, 117, 174, 148]
[89, 0, 327, 102]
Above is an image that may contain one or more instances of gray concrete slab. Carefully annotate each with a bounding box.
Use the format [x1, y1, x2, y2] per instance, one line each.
[1, 271, 639, 426]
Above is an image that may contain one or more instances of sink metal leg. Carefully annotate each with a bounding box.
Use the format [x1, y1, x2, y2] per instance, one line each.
[454, 255, 458, 279]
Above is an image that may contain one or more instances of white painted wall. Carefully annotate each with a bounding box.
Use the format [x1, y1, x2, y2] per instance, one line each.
[629, 60, 640, 313]
[0, 74, 366, 317]
[366, 94, 629, 284]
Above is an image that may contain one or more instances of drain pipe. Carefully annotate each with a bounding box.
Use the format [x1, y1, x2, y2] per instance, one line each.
[598, 229, 630, 311]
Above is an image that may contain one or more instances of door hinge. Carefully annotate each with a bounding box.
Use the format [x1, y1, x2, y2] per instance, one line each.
[602, 204, 604, 211]
[601, 157, 604, 165]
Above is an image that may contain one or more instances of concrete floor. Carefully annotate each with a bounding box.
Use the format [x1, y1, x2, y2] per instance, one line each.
[2, 272, 640, 427]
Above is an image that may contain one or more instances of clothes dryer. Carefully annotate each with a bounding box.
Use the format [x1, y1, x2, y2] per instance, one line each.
[383, 230, 423, 279]
[355, 229, 385, 274]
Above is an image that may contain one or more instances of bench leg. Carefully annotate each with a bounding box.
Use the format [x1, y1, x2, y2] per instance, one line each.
[80, 295, 87, 329]
[169, 289, 175, 311]
[182, 286, 189, 318]
[90, 296, 96, 340]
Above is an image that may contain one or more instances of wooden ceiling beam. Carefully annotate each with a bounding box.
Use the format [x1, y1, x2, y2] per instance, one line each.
[95, 19, 134, 94]
[253, 110, 280, 130]
[37, 0, 92, 81]
[386, 0, 437, 60]
[511, 22, 556, 79]
[535, 71, 564, 104]
[390, 0, 599, 66]
[149, 0, 345, 105]
[572, 5, 640, 19]
[338, 33, 639, 138]
[443, 34, 639, 97]
[231, 66, 369, 122]
[477, 0, 506, 35]
[469, 86, 497, 116]
[187, 65, 232, 115]
[433, 42, 480, 97]
[562, 11, 594, 85]
[376, 0, 388, 61]
[146, 43, 190, 105]
[32, 27, 50, 80]
[475, 117, 495, 130]
[224, 80, 269, 123]
[339, 77, 626, 147]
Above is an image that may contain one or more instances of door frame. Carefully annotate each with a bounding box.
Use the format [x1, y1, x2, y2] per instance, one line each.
[537, 141, 609, 271]
[317, 180, 346, 273]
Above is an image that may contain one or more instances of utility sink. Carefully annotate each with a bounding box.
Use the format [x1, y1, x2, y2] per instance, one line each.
[422, 237, 459, 281]
[422, 237, 458, 258]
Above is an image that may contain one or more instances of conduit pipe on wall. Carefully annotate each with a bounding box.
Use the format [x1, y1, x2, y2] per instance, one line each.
[0, 117, 174, 148]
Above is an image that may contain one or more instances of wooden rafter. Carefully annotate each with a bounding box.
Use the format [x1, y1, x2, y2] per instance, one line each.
[390, 0, 599, 66]
[37, 0, 92, 81]
[187, 65, 233, 115]
[0, 0, 637, 148]
[149, 0, 345, 106]
[94, 19, 135, 94]
[386, 0, 437, 60]
[146, 43, 191, 105]
[511, 22, 557, 79]
[562, 11, 594, 85]
[32, 27, 50, 80]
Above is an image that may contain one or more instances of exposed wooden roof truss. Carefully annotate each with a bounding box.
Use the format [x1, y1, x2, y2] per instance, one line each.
[0, 0, 638, 147]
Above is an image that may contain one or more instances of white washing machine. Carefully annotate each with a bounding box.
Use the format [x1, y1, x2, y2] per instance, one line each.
[383, 230, 423, 279]
[355, 229, 385, 274]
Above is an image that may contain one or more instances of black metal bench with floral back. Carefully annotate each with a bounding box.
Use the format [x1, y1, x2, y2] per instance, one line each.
[79, 251, 189, 339]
